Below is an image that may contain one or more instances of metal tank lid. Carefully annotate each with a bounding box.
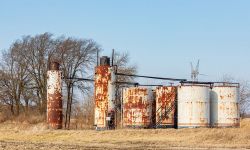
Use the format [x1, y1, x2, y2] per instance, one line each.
[100, 56, 111, 66]
[212, 82, 240, 88]
[179, 81, 212, 87]
[49, 61, 60, 70]
[178, 84, 211, 87]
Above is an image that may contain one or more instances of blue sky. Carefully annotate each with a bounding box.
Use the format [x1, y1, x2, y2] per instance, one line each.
[1, 0, 250, 82]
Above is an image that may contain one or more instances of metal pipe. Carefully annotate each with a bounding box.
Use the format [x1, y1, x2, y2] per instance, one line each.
[111, 49, 115, 66]
[138, 84, 163, 87]
[115, 81, 139, 86]
[115, 73, 187, 81]
[180, 81, 213, 85]
[115, 81, 163, 87]
[97, 50, 99, 66]
[181, 81, 239, 86]
[64, 77, 94, 82]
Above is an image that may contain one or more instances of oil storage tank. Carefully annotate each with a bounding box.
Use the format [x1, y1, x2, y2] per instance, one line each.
[178, 85, 210, 128]
[210, 83, 240, 127]
[94, 56, 116, 130]
[155, 86, 177, 128]
[122, 87, 154, 128]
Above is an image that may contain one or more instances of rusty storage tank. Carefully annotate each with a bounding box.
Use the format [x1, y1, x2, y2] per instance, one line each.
[47, 62, 63, 129]
[155, 86, 177, 128]
[94, 65, 110, 129]
[94, 56, 116, 130]
[210, 83, 240, 127]
[178, 85, 210, 128]
[122, 87, 154, 128]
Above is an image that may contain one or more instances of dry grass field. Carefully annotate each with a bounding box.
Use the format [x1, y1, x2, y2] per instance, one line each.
[0, 119, 250, 150]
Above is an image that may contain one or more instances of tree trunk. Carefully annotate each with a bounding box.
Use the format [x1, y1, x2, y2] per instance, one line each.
[67, 86, 74, 129]
[15, 99, 20, 116]
[10, 103, 15, 116]
[37, 90, 43, 114]
[41, 93, 47, 114]
[64, 84, 71, 129]
[25, 99, 29, 116]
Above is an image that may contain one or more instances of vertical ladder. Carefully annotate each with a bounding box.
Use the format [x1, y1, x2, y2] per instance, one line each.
[155, 100, 177, 128]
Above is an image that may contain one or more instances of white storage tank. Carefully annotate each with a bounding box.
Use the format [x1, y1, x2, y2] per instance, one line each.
[210, 84, 240, 127]
[178, 85, 210, 128]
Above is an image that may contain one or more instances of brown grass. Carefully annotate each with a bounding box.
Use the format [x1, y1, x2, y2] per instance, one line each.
[0, 119, 250, 149]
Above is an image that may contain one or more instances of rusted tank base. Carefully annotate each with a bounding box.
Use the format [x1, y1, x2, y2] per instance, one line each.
[123, 125, 149, 129]
[48, 124, 63, 130]
[155, 125, 175, 129]
[95, 127, 108, 131]
[211, 123, 240, 128]
[178, 123, 210, 129]
[177, 126, 210, 129]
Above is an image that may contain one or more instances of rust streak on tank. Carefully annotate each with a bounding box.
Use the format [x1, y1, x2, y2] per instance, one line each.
[123, 88, 153, 128]
[156, 86, 177, 127]
[47, 62, 63, 129]
[94, 65, 111, 128]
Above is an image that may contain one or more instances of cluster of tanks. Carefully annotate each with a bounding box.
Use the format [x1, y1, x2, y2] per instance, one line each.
[121, 84, 240, 129]
[46, 57, 240, 130]
[94, 57, 240, 130]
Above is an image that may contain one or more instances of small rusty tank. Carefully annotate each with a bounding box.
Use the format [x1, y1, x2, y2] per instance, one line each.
[94, 56, 116, 130]
[122, 87, 154, 128]
[155, 86, 177, 128]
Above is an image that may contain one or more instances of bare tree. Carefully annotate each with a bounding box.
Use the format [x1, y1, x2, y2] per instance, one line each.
[56, 37, 100, 129]
[71, 96, 95, 129]
[0, 70, 15, 115]
[113, 51, 137, 82]
[0, 33, 103, 125]
[0, 40, 30, 116]
[111, 51, 137, 127]
[238, 80, 250, 116]
[19, 33, 56, 114]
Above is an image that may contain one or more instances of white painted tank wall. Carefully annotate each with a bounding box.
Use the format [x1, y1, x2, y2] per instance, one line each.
[210, 86, 240, 127]
[178, 85, 210, 128]
[108, 66, 116, 112]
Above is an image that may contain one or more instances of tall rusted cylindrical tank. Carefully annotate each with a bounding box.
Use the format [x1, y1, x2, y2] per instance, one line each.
[47, 62, 63, 129]
[177, 85, 210, 128]
[155, 86, 177, 128]
[122, 87, 154, 128]
[94, 57, 116, 130]
[94, 65, 110, 129]
[210, 84, 240, 127]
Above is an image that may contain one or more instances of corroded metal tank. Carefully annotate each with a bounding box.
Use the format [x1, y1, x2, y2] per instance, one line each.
[47, 62, 63, 129]
[94, 65, 110, 129]
[178, 85, 210, 128]
[122, 87, 154, 128]
[94, 62, 116, 130]
[155, 86, 177, 128]
[210, 84, 240, 127]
